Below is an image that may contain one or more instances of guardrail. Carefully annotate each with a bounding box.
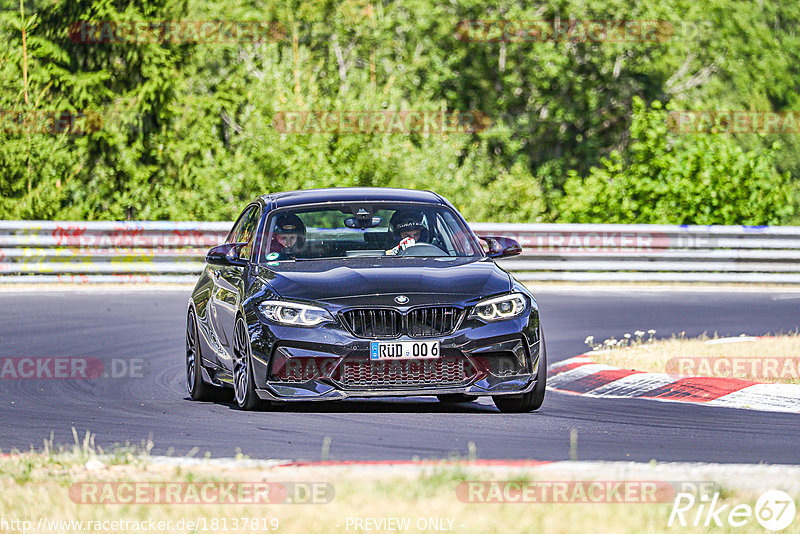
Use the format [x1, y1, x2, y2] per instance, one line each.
[0, 221, 228, 284]
[1, 221, 799, 283]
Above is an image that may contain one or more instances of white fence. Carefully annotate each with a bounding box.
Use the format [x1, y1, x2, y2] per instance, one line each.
[1, 221, 799, 283]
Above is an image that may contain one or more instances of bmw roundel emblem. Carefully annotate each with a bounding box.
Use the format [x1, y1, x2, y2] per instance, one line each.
[394, 295, 409, 304]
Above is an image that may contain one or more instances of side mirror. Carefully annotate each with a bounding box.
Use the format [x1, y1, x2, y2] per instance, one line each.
[206, 242, 249, 266]
[479, 236, 522, 259]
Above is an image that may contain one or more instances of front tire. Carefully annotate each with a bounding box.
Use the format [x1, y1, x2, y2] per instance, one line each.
[493, 330, 547, 413]
[232, 317, 266, 410]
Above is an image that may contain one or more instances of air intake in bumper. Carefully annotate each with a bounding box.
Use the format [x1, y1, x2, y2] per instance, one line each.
[336, 354, 477, 388]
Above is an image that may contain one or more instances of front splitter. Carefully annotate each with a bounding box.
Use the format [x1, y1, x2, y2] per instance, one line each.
[255, 374, 536, 401]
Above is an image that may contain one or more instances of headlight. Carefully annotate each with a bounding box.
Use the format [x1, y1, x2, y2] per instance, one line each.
[470, 293, 527, 322]
[259, 300, 334, 327]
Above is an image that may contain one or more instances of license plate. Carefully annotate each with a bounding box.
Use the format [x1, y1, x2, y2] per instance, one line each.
[370, 340, 440, 360]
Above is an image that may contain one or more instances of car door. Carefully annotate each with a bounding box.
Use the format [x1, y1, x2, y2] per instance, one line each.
[212, 204, 261, 365]
[204, 208, 247, 362]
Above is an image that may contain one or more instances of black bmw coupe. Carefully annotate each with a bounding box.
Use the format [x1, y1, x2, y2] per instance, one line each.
[186, 188, 546, 412]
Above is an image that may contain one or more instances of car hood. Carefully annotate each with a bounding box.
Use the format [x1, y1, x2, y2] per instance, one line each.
[255, 257, 511, 304]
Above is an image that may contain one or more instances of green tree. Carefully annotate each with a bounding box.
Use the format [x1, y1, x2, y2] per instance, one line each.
[558, 98, 794, 224]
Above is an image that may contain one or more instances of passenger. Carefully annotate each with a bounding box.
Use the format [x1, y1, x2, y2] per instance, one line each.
[268, 213, 306, 258]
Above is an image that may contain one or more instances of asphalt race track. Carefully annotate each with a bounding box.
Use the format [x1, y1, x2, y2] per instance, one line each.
[1, 288, 799, 464]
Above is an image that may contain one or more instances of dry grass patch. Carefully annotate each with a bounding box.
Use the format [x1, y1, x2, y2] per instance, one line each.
[585, 332, 800, 384]
[3, 448, 800, 534]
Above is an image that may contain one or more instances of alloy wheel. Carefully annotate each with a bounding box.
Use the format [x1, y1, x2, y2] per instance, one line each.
[232, 319, 250, 407]
[186, 311, 197, 393]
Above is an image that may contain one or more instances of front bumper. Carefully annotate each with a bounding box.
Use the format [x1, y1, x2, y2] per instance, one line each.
[255, 375, 538, 401]
[247, 309, 541, 401]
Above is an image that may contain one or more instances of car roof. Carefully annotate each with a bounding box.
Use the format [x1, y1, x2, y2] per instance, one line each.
[257, 187, 445, 209]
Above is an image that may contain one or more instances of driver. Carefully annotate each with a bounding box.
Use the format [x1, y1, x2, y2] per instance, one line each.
[385, 210, 428, 256]
[267, 213, 306, 258]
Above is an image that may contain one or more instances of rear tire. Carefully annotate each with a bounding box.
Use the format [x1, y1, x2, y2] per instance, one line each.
[493, 329, 547, 413]
[186, 309, 218, 401]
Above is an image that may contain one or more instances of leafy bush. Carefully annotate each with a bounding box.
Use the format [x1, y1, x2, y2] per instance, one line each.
[558, 98, 794, 224]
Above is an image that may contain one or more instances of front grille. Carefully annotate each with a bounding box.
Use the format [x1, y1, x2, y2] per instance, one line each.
[408, 307, 461, 337]
[342, 309, 402, 338]
[341, 306, 463, 338]
[339, 357, 475, 388]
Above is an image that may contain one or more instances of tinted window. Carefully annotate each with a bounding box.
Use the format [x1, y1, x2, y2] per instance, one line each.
[226, 206, 252, 244]
[259, 203, 480, 262]
[236, 206, 261, 260]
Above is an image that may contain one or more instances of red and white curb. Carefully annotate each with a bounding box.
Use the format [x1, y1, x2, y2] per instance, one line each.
[548, 356, 800, 413]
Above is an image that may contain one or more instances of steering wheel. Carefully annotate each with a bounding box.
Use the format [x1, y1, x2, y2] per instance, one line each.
[396, 243, 448, 257]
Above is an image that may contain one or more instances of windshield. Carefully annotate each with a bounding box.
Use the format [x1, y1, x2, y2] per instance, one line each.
[258, 203, 482, 262]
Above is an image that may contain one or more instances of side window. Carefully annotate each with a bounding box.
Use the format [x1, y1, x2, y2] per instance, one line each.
[225, 207, 252, 244]
[434, 213, 456, 255]
[439, 211, 477, 255]
[237, 206, 261, 261]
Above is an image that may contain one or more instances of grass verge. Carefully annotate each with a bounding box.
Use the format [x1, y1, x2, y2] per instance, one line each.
[585, 332, 800, 384]
[1, 437, 800, 533]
